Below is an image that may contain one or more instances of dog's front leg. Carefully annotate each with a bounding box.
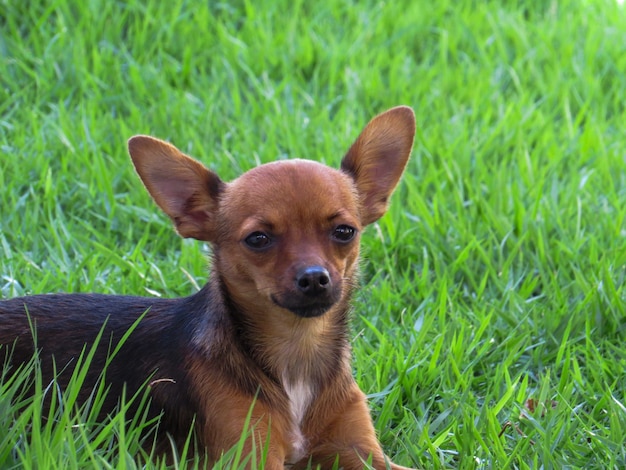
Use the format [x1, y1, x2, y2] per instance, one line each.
[296, 385, 416, 470]
[200, 396, 289, 470]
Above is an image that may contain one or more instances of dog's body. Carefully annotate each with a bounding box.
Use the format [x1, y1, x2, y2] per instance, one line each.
[0, 107, 416, 469]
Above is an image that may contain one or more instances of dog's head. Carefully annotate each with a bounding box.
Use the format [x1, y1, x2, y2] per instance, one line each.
[128, 107, 415, 320]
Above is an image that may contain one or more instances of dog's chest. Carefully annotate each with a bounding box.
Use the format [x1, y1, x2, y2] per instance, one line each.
[283, 377, 315, 463]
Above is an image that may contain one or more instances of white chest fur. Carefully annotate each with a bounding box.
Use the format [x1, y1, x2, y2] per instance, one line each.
[283, 377, 315, 463]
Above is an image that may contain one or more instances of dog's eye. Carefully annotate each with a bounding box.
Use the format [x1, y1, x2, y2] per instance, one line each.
[332, 225, 356, 243]
[244, 231, 272, 250]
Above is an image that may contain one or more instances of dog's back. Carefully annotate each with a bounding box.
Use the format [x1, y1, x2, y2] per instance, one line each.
[0, 290, 204, 445]
[0, 281, 297, 452]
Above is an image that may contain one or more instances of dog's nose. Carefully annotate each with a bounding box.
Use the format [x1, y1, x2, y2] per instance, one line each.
[296, 266, 331, 296]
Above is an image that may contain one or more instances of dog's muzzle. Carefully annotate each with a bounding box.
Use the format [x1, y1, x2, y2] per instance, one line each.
[272, 265, 340, 318]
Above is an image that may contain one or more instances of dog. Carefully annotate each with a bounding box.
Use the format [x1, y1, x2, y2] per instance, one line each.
[0, 106, 416, 469]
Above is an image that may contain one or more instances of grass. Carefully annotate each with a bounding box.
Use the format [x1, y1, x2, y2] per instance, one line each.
[1, 0, 626, 467]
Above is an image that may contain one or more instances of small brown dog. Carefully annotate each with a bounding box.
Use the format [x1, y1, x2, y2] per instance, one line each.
[0, 106, 416, 469]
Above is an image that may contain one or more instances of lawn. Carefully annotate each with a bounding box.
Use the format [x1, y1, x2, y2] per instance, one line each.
[1, 0, 626, 468]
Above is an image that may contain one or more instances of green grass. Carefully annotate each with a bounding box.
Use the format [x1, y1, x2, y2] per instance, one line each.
[1, 0, 626, 468]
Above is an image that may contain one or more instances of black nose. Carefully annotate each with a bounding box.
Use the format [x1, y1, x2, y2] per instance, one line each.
[296, 266, 331, 296]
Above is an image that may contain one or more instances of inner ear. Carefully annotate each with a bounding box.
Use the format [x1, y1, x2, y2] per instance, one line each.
[128, 135, 224, 241]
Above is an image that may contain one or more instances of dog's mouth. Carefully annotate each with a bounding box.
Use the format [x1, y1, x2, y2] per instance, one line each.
[270, 294, 336, 318]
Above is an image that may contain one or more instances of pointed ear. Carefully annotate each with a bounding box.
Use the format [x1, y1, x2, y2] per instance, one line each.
[128, 135, 224, 241]
[340, 106, 415, 226]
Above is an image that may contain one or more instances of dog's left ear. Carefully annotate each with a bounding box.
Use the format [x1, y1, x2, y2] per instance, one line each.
[341, 106, 416, 226]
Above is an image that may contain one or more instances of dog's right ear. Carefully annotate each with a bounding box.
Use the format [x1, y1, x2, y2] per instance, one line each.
[128, 136, 224, 241]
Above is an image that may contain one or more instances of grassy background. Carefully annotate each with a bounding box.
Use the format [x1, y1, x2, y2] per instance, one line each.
[1, 0, 626, 468]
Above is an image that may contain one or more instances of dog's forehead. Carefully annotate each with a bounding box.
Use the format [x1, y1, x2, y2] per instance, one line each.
[239, 158, 336, 178]
[224, 159, 359, 220]
[232, 159, 355, 199]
